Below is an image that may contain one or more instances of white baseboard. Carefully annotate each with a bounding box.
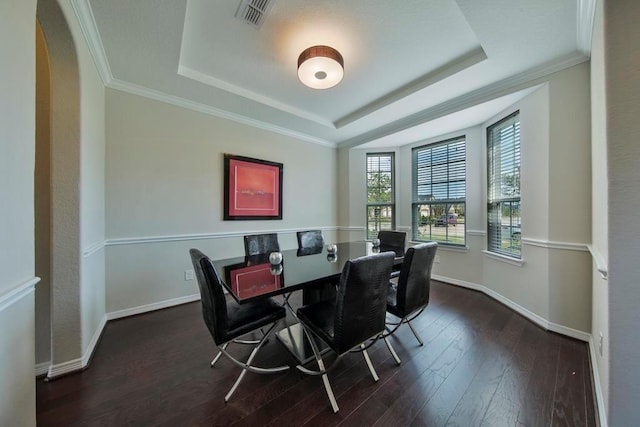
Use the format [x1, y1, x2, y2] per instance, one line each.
[588, 337, 608, 427]
[47, 314, 107, 379]
[47, 356, 84, 379]
[35, 361, 50, 377]
[431, 274, 590, 341]
[432, 274, 605, 424]
[106, 293, 201, 321]
[45, 295, 201, 379]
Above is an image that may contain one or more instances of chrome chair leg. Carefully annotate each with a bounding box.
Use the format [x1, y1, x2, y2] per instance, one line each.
[211, 342, 228, 367]
[320, 362, 339, 413]
[383, 336, 401, 365]
[361, 343, 379, 382]
[225, 347, 257, 402]
[407, 321, 423, 346]
[301, 324, 339, 413]
[232, 338, 261, 344]
[223, 320, 289, 402]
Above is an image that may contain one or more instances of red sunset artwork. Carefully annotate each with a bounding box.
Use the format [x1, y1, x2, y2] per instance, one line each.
[225, 155, 283, 220]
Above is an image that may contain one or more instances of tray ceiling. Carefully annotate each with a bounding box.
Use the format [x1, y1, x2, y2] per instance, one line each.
[80, 0, 593, 147]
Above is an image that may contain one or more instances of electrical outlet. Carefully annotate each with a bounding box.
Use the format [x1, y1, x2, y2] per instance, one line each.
[184, 269, 194, 281]
[434, 255, 440, 263]
[599, 332, 604, 357]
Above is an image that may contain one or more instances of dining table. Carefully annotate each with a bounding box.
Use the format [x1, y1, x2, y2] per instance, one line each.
[212, 241, 404, 363]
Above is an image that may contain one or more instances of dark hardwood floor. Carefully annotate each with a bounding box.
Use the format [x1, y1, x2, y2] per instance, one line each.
[36, 281, 597, 426]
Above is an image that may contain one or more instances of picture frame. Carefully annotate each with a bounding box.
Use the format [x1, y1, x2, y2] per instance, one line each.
[224, 154, 283, 220]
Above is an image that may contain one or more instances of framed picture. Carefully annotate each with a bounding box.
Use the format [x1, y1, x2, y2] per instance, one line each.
[224, 154, 283, 220]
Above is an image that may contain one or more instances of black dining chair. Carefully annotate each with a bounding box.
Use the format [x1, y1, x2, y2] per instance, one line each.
[385, 242, 438, 350]
[296, 230, 324, 256]
[295, 251, 400, 413]
[243, 233, 280, 257]
[297, 229, 333, 303]
[377, 230, 406, 257]
[189, 248, 289, 402]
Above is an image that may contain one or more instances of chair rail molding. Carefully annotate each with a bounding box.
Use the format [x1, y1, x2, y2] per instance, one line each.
[521, 237, 589, 252]
[588, 244, 608, 280]
[106, 226, 346, 246]
[0, 276, 40, 313]
[83, 240, 105, 257]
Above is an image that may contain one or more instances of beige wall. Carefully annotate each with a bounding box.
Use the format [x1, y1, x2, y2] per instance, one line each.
[105, 89, 338, 313]
[343, 63, 592, 337]
[590, 0, 609, 416]
[0, 0, 37, 424]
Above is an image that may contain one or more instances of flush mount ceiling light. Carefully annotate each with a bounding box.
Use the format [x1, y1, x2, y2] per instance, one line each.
[297, 45, 344, 89]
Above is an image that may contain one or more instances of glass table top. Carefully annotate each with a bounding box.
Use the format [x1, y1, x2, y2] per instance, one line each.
[212, 241, 401, 303]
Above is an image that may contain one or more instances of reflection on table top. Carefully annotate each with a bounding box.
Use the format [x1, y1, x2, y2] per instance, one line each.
[212, 241, 402, 303]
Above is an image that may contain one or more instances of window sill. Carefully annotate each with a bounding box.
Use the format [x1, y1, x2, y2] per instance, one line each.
[409, 242, 469, 253]
[437, 245, 469, 253]
[482, 250, 524, 267]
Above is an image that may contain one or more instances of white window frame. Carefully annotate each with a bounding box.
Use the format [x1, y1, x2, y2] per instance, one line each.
[366, 153, 395, 239]
[487, 111, 521, 259]
[411, 136, 466, 247]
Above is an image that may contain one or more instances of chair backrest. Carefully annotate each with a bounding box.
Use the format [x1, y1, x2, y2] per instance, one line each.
[377, 230, 406, 257]
[395, 242, 438, 315]
[296, 230, 324, 254]
[333, 251, 395, 354]
[189, 248, 229, 345]
[243, 233, 280, 257]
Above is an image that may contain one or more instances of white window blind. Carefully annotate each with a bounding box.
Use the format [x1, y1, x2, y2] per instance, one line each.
[487, 112, 521, 258]
[412, 136, 466, 246]
[366, 153, 395, 239]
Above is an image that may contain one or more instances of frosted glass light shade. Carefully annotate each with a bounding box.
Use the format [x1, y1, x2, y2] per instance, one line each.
[297, 45, 344, 89]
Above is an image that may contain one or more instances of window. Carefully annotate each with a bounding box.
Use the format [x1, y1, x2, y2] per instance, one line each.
[366, 153, 395, 239]
[487, 112, 521, 258]
[412, 137, 466, 246]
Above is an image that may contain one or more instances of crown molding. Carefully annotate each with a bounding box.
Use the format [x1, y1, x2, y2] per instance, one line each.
[107, 79, 336, 148]
[335, 47, 487, 128]
[178, 65, 334, 128]
[577, 0, 596, 56]
[338, 51, 589, 148]
[70, 1, 335, 148]
[70, 0, 113, 85]
[72, 0, 592, 150]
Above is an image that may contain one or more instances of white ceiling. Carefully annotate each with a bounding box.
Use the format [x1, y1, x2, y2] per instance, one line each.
[80, 0, 593, 148]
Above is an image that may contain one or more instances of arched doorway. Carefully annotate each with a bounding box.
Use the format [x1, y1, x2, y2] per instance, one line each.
[36, 0, 83, 376]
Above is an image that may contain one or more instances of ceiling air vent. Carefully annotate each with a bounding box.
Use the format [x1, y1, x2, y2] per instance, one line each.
[235, 0, 274, 29]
